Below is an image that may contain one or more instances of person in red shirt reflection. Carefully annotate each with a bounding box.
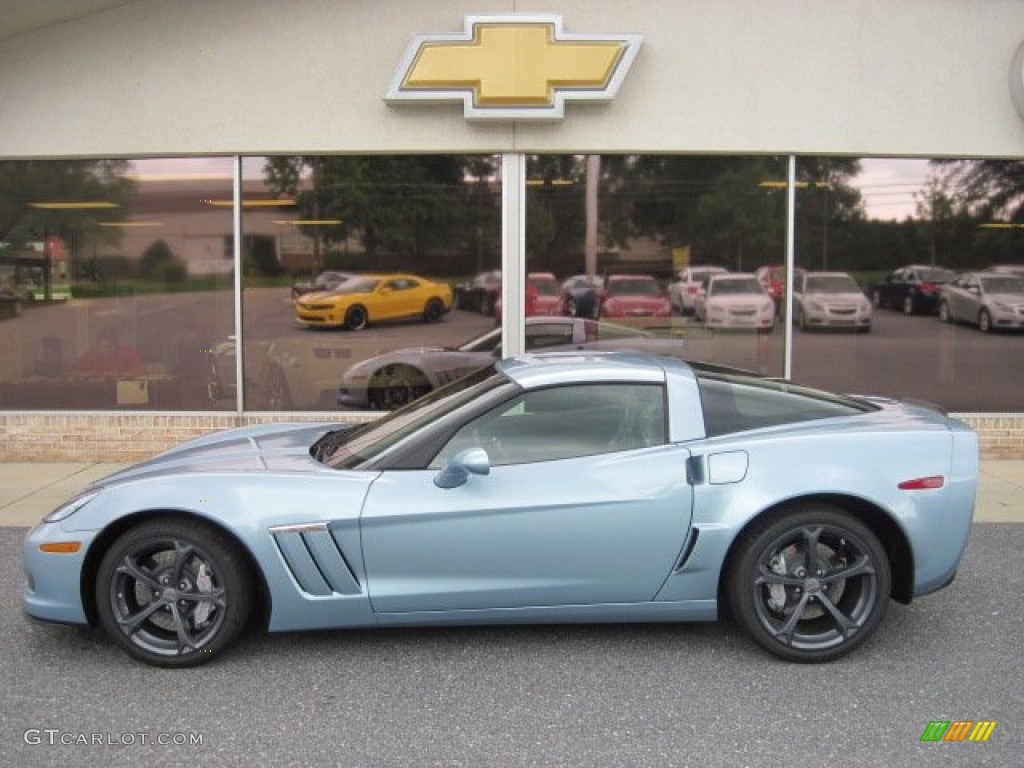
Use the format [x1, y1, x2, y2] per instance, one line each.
[71, 329, 145, 377]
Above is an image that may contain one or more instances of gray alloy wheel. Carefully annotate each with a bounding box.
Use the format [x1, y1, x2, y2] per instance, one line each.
[345, 305, 369, 331]
[265, 366, 293, 410]
[939, 301, 952, 323]
[96, 518, 252, 667]
[566, 297, 578, 317]
[978, 308, 992, 333]
[872, 290, 882, 309]
[903, 295, 915, 315]
[369, 364, 431, 409]
[423, 298, 444, 323]
[727, 505, 891, 663]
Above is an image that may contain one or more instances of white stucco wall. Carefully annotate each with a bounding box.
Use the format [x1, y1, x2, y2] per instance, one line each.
[1, 0, 1023, 159]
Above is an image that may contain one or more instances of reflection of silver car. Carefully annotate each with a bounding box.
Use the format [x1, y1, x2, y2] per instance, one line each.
[938, 272, 1024, 332]
[339, 316, 686, 409]
[695, 274, 775, 332]
[291, 271, 357, 301]
[794, 272, 872, 333]
[669, 265, 728, 316]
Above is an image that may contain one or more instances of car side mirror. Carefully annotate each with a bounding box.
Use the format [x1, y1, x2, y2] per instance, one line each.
[434, 447, 491, 489]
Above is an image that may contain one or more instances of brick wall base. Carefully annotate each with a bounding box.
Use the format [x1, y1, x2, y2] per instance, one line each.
[1, 411, 1021, 463]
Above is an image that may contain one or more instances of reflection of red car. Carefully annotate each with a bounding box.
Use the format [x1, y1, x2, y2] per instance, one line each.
[495, 273, 560, 322]
[601, 274, 671, 319]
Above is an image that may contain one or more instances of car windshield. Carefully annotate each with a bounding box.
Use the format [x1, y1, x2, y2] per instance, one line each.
[334, 278, 380, 294]
[805, 275, 860, 293]
[316, 365, 511, 469]
[919, 268, 954, 282]
[711, 278, 763, 295]
[980, 275, 1024, 293]
[608, 279, 661, 297]
[531, 278, 559, 295]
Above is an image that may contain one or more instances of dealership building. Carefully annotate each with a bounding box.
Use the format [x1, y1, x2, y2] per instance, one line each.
[1, 0, 1023, 460]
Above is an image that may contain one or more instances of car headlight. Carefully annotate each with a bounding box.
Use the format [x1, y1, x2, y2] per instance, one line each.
[44, 489, 101, 523]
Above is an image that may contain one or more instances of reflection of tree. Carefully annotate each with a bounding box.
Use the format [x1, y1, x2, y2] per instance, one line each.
[935, 159, 1024, 220]
[0, 159, 133, 246]
[264, 156, 495, 271]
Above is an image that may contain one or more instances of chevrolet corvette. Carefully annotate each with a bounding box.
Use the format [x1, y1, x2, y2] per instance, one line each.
[24, 352, 977, 667]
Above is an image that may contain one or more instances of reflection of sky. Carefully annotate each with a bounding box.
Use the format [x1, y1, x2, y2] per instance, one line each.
[853, 158, 931, 221]
[129, 156, 934, 221]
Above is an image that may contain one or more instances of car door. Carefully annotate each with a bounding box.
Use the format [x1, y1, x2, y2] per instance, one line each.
[360, 381, 693, 615]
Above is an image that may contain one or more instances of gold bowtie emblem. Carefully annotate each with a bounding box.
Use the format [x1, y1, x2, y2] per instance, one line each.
[386, 16, 642, 119]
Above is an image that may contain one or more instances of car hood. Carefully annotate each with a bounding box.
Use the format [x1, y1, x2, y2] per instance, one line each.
[93, 422, 342, 486]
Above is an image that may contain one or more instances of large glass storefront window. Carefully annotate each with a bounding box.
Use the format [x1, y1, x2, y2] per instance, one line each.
[791, 157, 1023, 412]
[0, 158, 236, 409]
[238, 155, 501, 411]
[524, 155, 788, 378]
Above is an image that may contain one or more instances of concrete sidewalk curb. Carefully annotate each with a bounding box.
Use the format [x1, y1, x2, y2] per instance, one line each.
[1, 460, 1021, 528]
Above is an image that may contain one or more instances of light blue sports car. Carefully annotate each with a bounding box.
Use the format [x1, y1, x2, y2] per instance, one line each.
[23, 352, 978, 667]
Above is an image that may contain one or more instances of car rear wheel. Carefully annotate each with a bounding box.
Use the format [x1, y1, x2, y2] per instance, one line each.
[369, 364, 431, 409]
[96, 518, 253, 667]
[978, 308, 992, 333]
[345, 305, 369, 331]
[726, 505, 890, 663]
[423, 298, 444, 323]
[871, 290, 883, 309]
[903, 295, 915, 315]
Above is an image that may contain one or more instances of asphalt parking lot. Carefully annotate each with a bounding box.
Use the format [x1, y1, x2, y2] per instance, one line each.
[1, 523, 1020, 768]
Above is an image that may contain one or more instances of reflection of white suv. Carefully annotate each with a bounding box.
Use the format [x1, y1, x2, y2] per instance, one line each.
[668, 265, 728, 315]
[793, 272, 872, 333]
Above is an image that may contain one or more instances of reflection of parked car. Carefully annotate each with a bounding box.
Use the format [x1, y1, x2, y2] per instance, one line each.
[26, 351, 978, 666]
[291, 270, 357, 301]
[696, 274, 775, 332]
[669, 265, 728, 316]
[938, 272, 1024, 332]
[294, 274, 452, 331]
[984, 264, 1024, 278]
[754, 265, 806, 314]
[494, 272, 561, 322]
[559, 274, 605, 318]
[794, 272, 872, 332]
[453, 270, 502, 315]
[601, 274, 671, 320]
[871, 265, 954, 315]
[339, 316, 687, 409]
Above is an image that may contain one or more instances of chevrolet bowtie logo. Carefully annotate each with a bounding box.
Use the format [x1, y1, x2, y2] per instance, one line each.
[386, 15, 642, 119]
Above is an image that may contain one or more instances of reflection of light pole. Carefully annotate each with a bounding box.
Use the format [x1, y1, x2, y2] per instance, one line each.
[585, 155, 599, 277]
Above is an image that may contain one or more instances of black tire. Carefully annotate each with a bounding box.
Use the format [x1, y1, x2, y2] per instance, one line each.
[481, 294, 495, 317]
[938, 301, 952, 323]
[95, 518, 253, 667]
[265, 366, 293, 410]
[872, 290, 882, 309]
[903, 295, 915, 315]
[978, 308, 992, 333]
[423, 298, 444, 323]
[726, 504, 891, 663]
[345, 305, 368, 331]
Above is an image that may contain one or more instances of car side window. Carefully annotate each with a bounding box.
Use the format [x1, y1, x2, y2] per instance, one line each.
[526, 323, 575, 349]
[430, 383, 667, 468]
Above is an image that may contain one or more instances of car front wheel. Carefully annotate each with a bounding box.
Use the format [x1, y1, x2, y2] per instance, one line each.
[978, 308, 992, 333]
[96, 518, 253, 667]
[345, 305, 369, 331]
[727, 505, 891, 663]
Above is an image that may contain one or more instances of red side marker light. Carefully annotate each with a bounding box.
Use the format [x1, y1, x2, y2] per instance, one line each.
[898, 476, 945, 490]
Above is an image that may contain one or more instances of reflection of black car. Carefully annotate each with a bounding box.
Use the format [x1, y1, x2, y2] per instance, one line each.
[559, 274, 605, 318]
[453, 269, 501, 315]
[871, 265, 954, 315]
[291, 271, 357, 301]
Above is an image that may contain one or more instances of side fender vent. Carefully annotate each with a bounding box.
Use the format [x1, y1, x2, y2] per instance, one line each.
[674, 528, 700, 572]
[270, 523, 362, 596]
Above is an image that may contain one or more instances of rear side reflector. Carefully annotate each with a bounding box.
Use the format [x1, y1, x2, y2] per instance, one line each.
[898, 476, 945, 490]
[39, 541, 82, 554]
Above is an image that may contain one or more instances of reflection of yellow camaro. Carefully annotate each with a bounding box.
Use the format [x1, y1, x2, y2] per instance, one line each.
[294, 273, 453, 331]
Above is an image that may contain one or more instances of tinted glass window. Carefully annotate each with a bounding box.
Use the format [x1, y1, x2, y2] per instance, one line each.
[431, 383, 666, 467]
[697, 371, 875, 437]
